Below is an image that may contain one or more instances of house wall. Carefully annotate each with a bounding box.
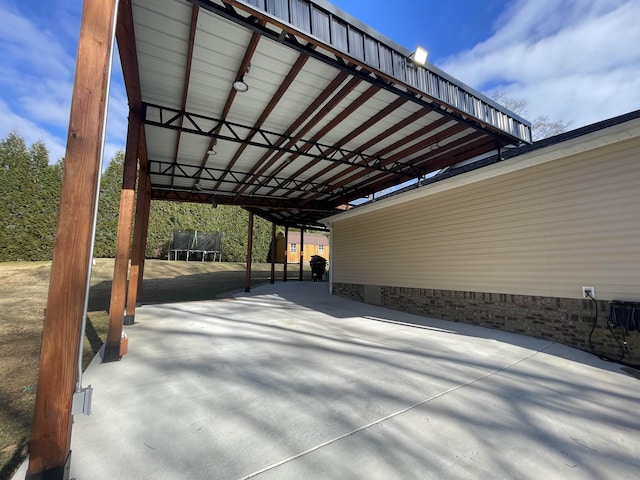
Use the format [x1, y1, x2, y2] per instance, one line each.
[329, 132, 640, 365]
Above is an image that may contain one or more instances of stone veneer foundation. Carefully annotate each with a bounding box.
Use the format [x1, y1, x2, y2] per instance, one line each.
[332, 282, 639, 367]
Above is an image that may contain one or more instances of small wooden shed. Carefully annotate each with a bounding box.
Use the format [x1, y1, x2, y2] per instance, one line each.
[272, 231, 329, 264]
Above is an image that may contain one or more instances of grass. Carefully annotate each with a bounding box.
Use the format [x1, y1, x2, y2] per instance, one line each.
[0, 258, 299, 478]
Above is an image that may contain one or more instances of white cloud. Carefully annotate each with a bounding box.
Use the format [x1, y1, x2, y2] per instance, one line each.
[439, 0, 640, 128]
[0, 3, 77, 160]
[0, 99, 67, 162]
[19, 79, 75, 126]
[0, 2, 128, 167]
[0, 4, 76, 79]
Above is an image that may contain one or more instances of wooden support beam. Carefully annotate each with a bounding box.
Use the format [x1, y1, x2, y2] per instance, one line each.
[116, 0, 142, 112]
[283, 226, 288, 282]
[245, 211, 254, 292]
[27, 0, 118, 477]
[270, 222, 276, 284]
[135, 129, 151, 298]
[136, 173, 151, 296]
[125, 144, 149, 324]
[299, 227, 305, 281]
[104, 109, 141, 362]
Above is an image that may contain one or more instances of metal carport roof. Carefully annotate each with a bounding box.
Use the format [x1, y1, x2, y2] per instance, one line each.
[120, 0, 531, 228]
[26, 1, 533, 476]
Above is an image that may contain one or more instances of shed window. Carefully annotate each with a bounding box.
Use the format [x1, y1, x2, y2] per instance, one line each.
[318, 245, 324, 254]
[290, 243, 297, 253]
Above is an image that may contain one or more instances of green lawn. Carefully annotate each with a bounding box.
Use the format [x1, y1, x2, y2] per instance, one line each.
[0, 259, 291, 478]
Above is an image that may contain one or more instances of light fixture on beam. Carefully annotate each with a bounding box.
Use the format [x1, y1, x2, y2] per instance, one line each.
[233, 65, 251, 92]
[207, 149, 217, 156]
[233, 79, 248, 92]
[410, 46, 428, 66]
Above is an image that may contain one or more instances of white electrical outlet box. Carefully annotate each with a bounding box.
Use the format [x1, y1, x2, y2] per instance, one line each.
[582, 287, 595, 299]
[72, 386, 93, 415]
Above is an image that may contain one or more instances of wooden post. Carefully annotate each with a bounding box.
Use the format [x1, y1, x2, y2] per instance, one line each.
[270, 222, 276, 284]
[27, 0, 118, 477]
[283, 226, 288, 282]
[116, 0, 147, 310]
[136, 167, 151, 297]
[245, 210, 254, 292]
[125, 147, 149, 324]
[299, 227, 305, 281]
[104, 110, 140, 361]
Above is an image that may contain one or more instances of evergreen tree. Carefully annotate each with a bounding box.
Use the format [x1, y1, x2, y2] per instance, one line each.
[0, 132, 275, 262]
[0, 132, 61, 261]
[26, 141, 61, 258]
[94, 151, 125, 257]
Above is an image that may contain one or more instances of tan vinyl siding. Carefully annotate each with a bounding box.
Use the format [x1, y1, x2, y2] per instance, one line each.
[332, 136, 640, 301]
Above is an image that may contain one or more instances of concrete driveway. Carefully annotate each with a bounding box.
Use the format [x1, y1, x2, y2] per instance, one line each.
[24, 281, 640, 479]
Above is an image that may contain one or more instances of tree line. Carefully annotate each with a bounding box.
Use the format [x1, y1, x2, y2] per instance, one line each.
[0, 132, 273, 262]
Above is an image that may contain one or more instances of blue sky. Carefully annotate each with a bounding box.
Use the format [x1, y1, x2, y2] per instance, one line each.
[1, 0, 639, 163]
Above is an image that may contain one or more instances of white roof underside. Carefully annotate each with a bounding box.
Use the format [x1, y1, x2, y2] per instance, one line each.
[125, 0, 531, 227]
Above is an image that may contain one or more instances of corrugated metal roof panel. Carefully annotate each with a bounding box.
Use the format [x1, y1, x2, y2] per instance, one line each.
[126, 0, 532, 227]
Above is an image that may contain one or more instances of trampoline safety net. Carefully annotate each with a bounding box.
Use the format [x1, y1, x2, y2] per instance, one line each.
[169, 230, 222, 261]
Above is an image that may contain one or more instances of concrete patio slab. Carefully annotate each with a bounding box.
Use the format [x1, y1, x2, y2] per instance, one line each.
[18, 281, 640, 479]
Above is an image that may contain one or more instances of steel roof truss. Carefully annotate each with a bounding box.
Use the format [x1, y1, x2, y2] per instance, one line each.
[150, 186, 337, 213]
[149, 159, 336, 196]
[142, 102, 433, 178]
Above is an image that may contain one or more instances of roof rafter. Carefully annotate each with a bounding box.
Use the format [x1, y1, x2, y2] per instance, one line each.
[273, 97, 409, 197]
[254, 83, 382, 196]
[321, 122, 471, 202]
[115, 0, 142, 113]
[232, 71, 361, 198]
[335, 132, 490, 202]
[170, 4, 199, 189]
[298, 115, 451, 205]
[212, 50, 311, 190]
[194, 21, 265, 186]
[127, 0, 533, 228]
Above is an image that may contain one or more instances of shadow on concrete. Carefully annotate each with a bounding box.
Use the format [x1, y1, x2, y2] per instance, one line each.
[260, 282, 639, 376]
[67, 282, 640, 479]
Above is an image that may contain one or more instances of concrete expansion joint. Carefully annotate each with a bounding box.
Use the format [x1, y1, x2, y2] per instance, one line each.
[239, 342, 555, 480]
